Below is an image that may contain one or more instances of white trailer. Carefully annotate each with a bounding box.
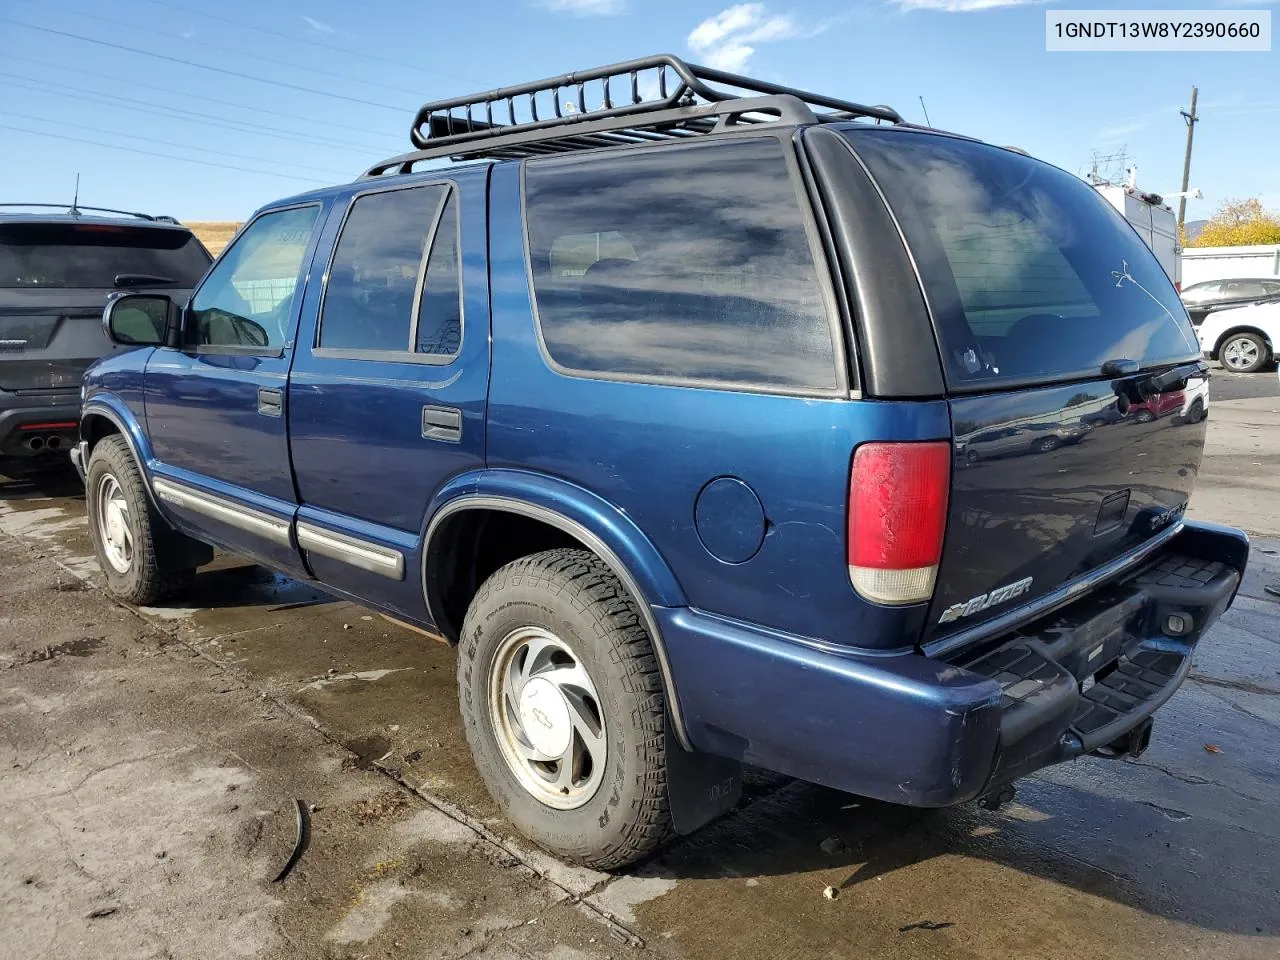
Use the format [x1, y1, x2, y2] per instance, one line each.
[1094, 176, 1182, 288]
[1182, 244, 1280, 286]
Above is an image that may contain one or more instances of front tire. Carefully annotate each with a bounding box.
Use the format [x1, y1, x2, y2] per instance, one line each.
[458, 548, 672, 870]
[85, 435, 196, 604]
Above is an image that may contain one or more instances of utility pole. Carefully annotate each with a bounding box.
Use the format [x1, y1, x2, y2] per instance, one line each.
[1177, 86, 1199, 233]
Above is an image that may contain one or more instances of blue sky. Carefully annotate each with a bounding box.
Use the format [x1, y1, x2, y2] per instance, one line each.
[0, 0, 1275, 221]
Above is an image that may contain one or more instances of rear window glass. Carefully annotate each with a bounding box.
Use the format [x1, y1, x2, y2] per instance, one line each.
[845, 131, 1199, 388]
[523, 138, 838, 392]
[0, 223, 210, 289]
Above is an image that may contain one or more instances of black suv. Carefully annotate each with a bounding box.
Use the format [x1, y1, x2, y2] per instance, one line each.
[0, 204, 211, 477]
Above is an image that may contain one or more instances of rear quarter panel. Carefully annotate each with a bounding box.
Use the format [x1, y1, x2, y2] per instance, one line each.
[485, 162, 950, 650]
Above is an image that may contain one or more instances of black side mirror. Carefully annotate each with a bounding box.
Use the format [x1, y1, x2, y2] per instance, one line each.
[102, 294, 179, 347]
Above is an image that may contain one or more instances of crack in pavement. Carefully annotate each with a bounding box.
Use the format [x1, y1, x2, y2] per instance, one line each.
[1124, 758, 1270, 805]
[1190, 672, 1280, 698]
[1197, 684, 1279, 730]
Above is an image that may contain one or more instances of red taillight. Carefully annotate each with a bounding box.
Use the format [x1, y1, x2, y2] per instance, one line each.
[18, 421, 78, 431]
[848, 441, 951, 605]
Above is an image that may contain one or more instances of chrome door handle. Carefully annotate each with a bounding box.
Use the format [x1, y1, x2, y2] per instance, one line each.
[257, 387, 283, 417]
[421, 405, 462, 442]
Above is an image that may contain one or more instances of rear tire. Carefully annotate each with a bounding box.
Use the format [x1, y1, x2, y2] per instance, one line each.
[1219, 332, 1269, 373]
[457, 548, 672, 870]
[85, 435, 196, 604]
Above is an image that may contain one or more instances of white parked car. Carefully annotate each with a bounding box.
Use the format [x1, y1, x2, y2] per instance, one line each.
[1196, 299, 1280, 373]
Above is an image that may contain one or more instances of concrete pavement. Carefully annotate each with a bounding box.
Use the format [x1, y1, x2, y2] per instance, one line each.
[2, 401, 1279, 959]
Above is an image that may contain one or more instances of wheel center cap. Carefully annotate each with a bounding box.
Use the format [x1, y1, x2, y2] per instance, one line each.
[105, 504, 125, 546]
[518, 678, 572, 757]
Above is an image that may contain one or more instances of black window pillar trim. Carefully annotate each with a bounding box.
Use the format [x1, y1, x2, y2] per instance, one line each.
[800, 126, 946, 399]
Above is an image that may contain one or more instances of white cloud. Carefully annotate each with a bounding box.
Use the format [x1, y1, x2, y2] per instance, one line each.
[687, 3, 816, 72]
[299, 15, 335, 34]
[889, 0, 1047, 11]
[543, 0, 627, 14]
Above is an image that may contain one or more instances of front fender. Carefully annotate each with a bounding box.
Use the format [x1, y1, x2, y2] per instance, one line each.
[81, 395, 156, 474]
[424, 468, 687, 608]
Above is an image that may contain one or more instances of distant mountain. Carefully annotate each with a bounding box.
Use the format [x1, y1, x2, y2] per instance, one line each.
[1184, 219, 1208, 244]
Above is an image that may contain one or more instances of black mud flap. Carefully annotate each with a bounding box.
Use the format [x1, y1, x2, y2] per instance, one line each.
[665, 714, 742, 834]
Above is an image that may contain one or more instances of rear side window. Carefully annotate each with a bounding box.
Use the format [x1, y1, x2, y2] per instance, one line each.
[523, 138, 838, 392]
[319, 183, 461, 359]
[846, 130, 1200, 388]
[0, 222, 210, 289]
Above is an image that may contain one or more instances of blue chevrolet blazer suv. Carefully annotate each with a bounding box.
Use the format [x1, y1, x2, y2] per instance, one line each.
[74, 56, 1248, 869]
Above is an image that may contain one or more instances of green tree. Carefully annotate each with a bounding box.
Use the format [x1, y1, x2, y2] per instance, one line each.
[1189, 198, 1280, 247]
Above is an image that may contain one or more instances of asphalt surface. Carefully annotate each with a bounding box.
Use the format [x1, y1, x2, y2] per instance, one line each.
[1208, 362, 1280, 403]
[2, 395, 1279, 959]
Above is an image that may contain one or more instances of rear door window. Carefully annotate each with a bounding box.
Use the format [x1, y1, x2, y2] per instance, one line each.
[844, 130, 1200, 389]
[523, 137, 839, 393]
[0, 222, 210, 289]
[319, 184, 445, 353]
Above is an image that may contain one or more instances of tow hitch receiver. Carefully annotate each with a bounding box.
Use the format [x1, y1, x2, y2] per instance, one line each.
[1095, 717, 1155, 759]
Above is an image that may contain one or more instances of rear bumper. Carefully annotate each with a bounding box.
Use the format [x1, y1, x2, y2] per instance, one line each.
[0, 390, 80, 470]
[662, 521, 1248, 806]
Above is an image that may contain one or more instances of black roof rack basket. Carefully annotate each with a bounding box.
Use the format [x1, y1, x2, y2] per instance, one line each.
[364, 54, 902, 177]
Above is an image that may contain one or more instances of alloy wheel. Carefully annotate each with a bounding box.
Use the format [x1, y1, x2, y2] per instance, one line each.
[96, 473, 134, 574]
[1222, 336, 1260, 371]
[487, 626, 607, 810]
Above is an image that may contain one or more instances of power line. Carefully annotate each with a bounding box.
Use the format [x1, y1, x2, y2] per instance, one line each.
[4, 53, 395, 140]
[0, 110, 353, 178]
[0, 18, 407, 112]
[0, 74, 393, 154]
[139, 0, 484, 86]
[0, 124, 329, 185]
[20, 0, 426, 99]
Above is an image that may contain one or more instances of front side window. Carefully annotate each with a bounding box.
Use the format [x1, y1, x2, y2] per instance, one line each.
[1180, 282, 1223, 304]
[319, 183, 460, 358]
[523, 138, 838, 392]
[188, 205, 320, 351]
